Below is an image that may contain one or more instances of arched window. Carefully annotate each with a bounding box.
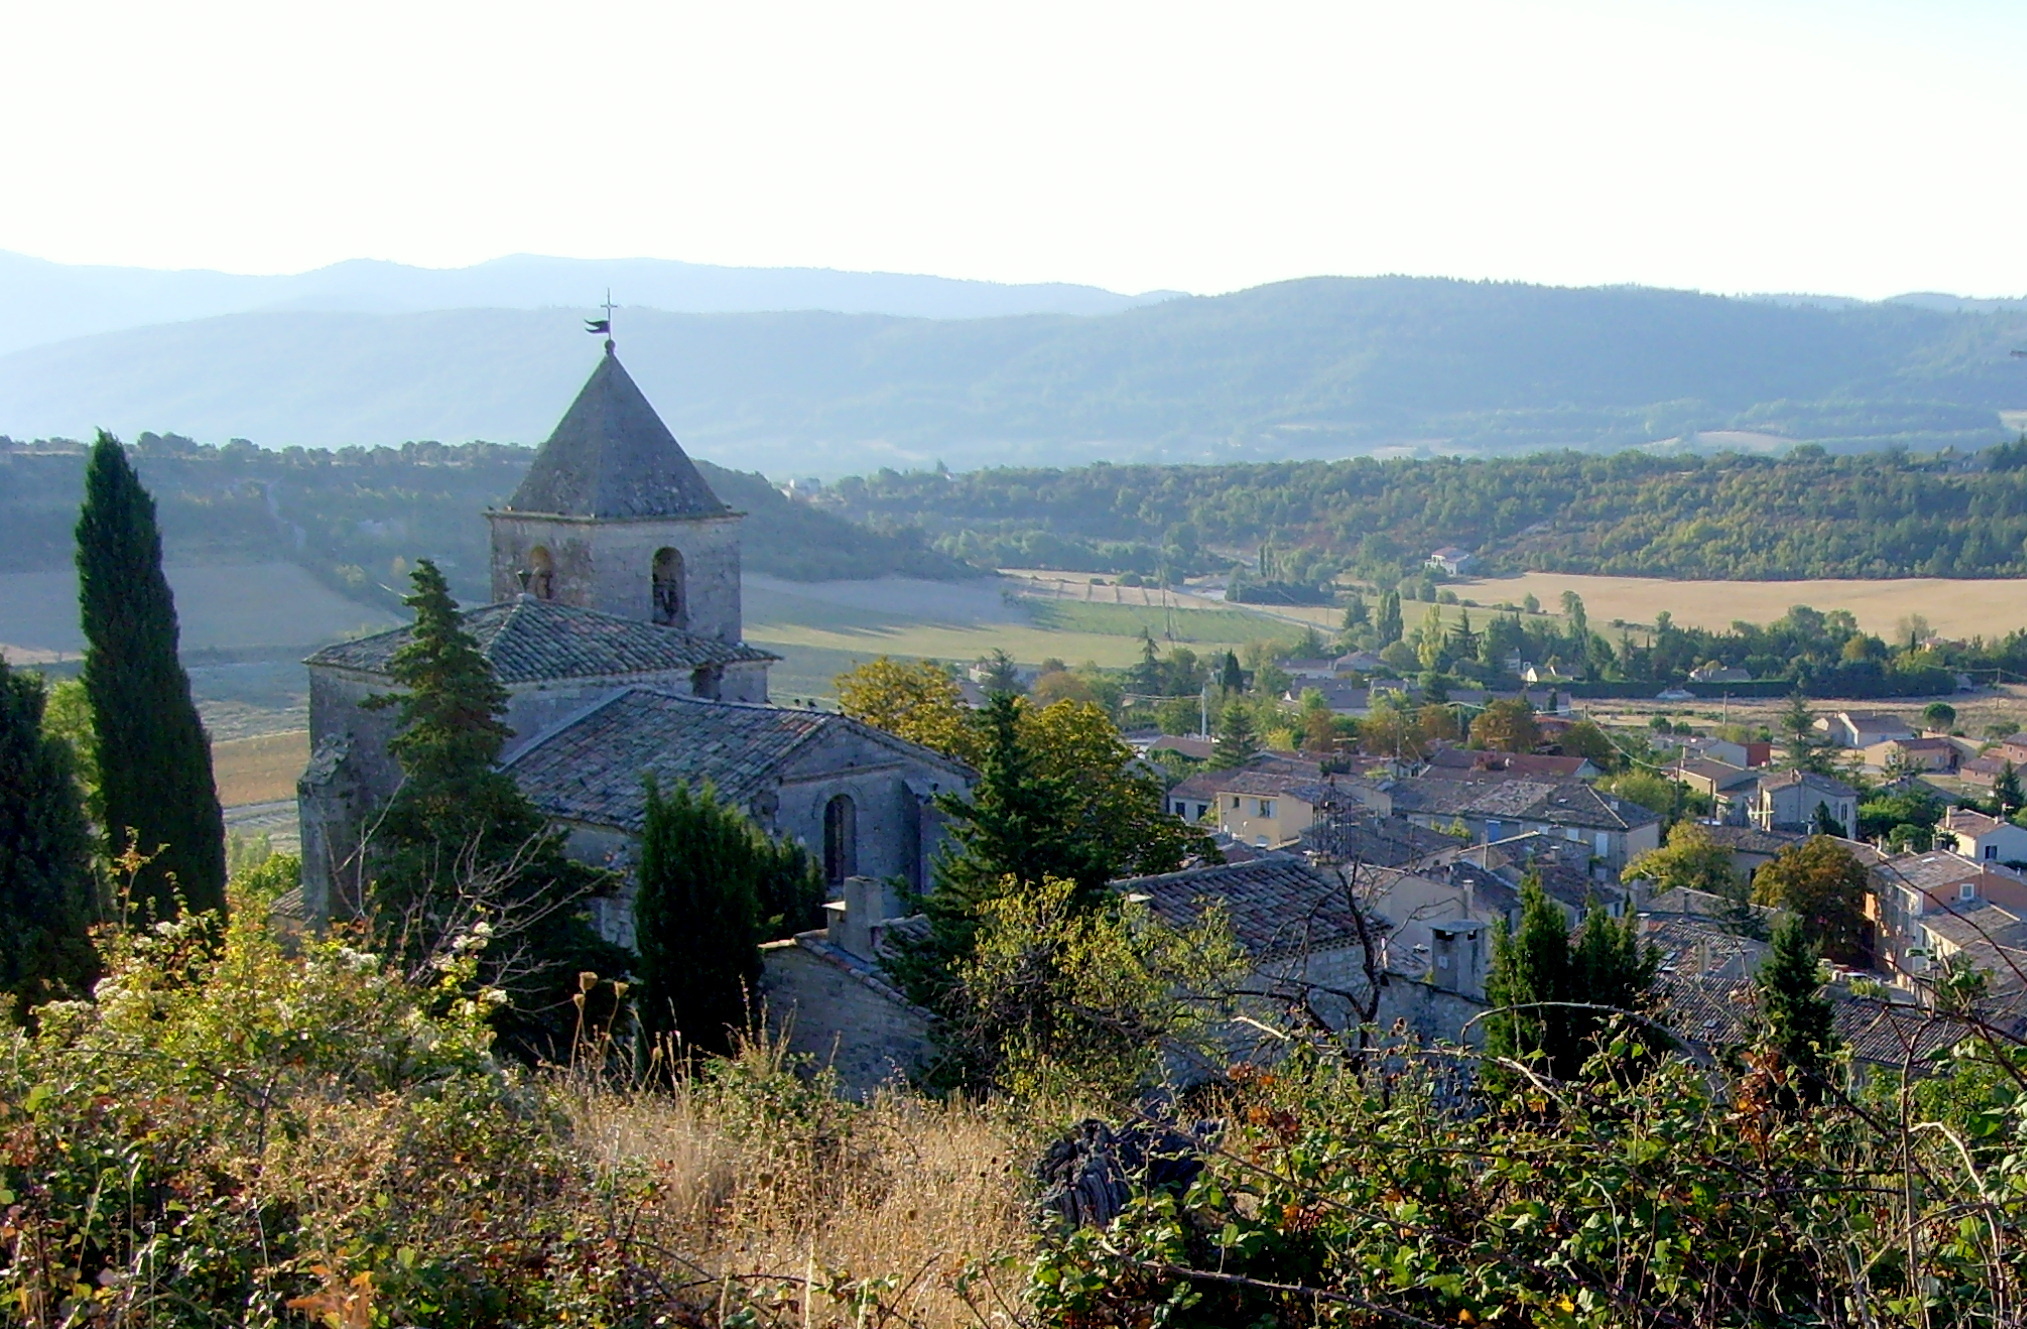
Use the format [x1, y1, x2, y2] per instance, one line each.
[823, 794, 858, 884]
[652, 547, 685, 626]
[528, 545, 555, 600]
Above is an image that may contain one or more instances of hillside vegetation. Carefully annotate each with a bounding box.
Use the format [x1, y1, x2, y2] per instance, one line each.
[0, 436, 969, 611]
[5, 277, 2027, 472]
[832, 441, 2027, 584]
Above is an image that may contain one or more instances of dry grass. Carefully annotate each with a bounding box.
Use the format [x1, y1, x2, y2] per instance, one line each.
[212, 727, 308, 806]
[1454, 571, 2027, 640]
[562, 1076, 1036, 1326]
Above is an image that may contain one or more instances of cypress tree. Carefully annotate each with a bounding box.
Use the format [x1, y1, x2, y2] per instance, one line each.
[1485, 876, 1655, 1087]
[1376, 591, 1404, 647]
[0, 660, 98, 1017]
[76, 431, 225, 920]
[1484, 875, 1571, 1081]
[1755, 914, 1839, 1107]
[366, 560, 626, 1061]
[633, 780, 764, 1061]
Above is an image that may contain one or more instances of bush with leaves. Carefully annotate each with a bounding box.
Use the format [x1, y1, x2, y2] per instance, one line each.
[1031, 1023, 2027, 1328]
[941, 876, 1245, 1103]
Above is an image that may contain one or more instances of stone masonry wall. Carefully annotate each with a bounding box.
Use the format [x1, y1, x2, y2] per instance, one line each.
[487, 512, 744, 642]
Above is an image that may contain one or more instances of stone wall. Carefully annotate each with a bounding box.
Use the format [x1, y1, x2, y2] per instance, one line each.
[759, 937, 933, 1097]
[487, 511, 744, 642]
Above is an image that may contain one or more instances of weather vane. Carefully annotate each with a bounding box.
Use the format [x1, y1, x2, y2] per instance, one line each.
[585, 289, 616, 352]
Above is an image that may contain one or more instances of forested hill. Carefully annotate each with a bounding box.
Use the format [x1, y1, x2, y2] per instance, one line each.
[0, 437, 969, 608]
[825, 443, 2027, 585]
[5, 277, 2027, 474]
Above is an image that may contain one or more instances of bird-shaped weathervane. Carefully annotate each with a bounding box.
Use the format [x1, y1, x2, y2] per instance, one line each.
[586, 290, 616, 352]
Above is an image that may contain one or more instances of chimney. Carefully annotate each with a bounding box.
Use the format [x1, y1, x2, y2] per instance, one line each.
[834, 875, 897, 958]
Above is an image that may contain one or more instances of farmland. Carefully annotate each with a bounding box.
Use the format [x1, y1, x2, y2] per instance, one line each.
[1451, 572, 2027, 639]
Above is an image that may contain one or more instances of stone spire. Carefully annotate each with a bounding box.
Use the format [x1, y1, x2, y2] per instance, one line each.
[505, 349, 727, 520]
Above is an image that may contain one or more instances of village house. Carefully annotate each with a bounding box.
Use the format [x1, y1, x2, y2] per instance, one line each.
[1814, 710, 1916, 749]
[1694, 823, 1806, 890]
[1862, 736, 1960, 774]
[1749, 769, 1859, 836]
[1935, 807, 2027, 866]
[1866, 850, 2027, 986]
[1424, 746, 1600, 780]
[1677, 735, 1773, 768]
[1388, 774, 1661, 871]
[1166, 769, 1389, 848]
[1426, 546, 1476, 575]
[1671, 758, 1762, 822]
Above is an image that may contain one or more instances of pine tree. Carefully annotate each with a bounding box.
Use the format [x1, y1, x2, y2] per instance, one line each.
[633, 780, 765, 1061]
[1755, 914, 1839, 1107]
[888, 693, 1106, 1008]
[0, 660, 98, 1018]
[76, 431, 225, 921]
[1210, 700, 1260, 770]
[365, 560, 626, 1061]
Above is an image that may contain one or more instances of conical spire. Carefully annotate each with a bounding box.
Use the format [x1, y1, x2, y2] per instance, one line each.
[506, 350, 727, 520]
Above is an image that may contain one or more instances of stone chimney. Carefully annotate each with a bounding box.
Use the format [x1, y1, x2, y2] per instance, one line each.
[834, 875, 898, 959]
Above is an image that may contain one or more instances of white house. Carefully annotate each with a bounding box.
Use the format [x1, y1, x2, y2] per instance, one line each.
[1815, 710, 1916, 750]
[1937, 808, 2027, 866]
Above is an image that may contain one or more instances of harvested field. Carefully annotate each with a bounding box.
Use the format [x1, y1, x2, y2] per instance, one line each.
[0, 562, 397, 659]
[212, 729, 308, 807]
[1455, 572, 2027, 640]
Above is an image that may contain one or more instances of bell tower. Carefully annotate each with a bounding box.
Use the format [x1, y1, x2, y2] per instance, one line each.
[487, 347, 746, 643]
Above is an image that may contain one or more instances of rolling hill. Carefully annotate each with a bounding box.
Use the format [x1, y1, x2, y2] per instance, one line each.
[4, 276, 2027, 475]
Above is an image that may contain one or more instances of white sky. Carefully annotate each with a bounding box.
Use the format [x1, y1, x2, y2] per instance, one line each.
[2, 0, 2023, 299]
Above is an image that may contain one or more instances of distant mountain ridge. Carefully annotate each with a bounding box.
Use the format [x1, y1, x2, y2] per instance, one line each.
[0, 249, 1177, 355]
[4, 275, 2027, 476]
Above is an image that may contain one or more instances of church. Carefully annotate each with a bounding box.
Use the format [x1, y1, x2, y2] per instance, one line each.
[296, 344, 973, 946]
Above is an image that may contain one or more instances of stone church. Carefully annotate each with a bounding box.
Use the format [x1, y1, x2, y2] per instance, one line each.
[296, 346, 973, 945]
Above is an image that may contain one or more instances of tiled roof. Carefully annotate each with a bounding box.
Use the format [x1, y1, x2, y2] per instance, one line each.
[1942, 808, 2005, 836]
[1300, 810, 1459, 869]
[1654, 973, 1969, 1068]
[1675, 758, 1760, 790]
[305, 597, 775, 683]
[1119, 854, 1361, 957]
[1392, 775, 1658, 831]
[1756, 769, 1858, 799]
[505, 350, 729, 519]
[1875, 851, 1990, 896]
[1201, 770, 1336, 803]
[503, 687, 967, 830]
[1426, 748, 1590, 778]
[1698, 824, 1805, 855]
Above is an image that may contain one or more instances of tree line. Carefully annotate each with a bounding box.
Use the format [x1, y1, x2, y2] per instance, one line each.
[822, 442, 2027, 589]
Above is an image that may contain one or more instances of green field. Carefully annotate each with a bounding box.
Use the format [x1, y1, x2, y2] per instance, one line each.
[742, 574, 1300, 700]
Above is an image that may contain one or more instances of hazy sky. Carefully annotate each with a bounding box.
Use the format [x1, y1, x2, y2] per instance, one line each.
[4, 0, 2024, 299]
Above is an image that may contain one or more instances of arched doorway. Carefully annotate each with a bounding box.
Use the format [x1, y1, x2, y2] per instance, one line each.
[652, 547, 685, 626]
[528, 545, 555, 600]
[823, 794, 858, 884]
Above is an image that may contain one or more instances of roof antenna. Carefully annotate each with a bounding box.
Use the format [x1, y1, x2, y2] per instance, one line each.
[585, 289, 616, 353]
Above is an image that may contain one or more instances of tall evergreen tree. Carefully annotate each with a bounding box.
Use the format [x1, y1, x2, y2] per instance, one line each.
[1754, 915, 1839, 1107]
[1996, 761, 2025, 818]
[889, 692, 1107, 1007]
[76, 431, 225, 920]
[365, 560, 626, 1061]
[0, 660, 98, 1018]
[1485, 876, 1655, 1085]
[1376, 591, 1404, 647]
[1210, 700, 1261, 770]
[1219, 650, 1246, 694]
[633, 780, 766, 1061]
